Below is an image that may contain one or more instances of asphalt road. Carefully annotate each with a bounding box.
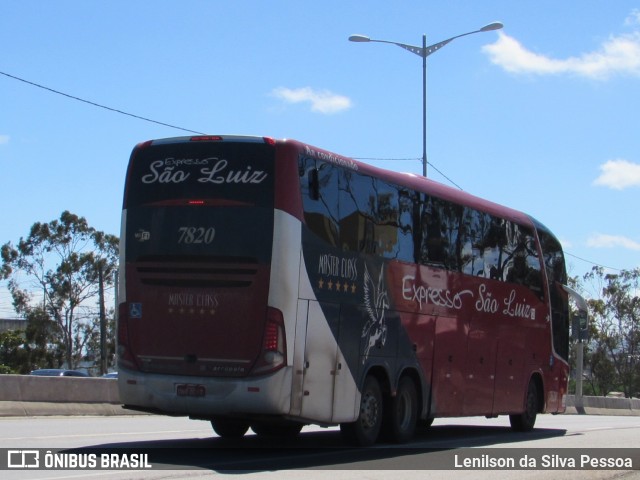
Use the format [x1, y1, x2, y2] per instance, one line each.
[1, 414, 639, 479]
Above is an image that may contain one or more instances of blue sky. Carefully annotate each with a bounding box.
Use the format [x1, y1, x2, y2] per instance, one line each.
[2, 1, 640, 317]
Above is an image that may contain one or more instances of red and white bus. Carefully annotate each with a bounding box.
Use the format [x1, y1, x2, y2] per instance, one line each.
[117, 135, 584, 445]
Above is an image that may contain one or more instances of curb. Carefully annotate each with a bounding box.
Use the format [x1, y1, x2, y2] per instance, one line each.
[563, 406, 640, 416]
[0, 401, 147, 417]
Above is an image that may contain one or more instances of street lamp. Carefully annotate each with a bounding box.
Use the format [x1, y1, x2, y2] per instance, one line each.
[349, 22, 503, 177]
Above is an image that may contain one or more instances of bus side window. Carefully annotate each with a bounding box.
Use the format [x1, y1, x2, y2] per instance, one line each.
[299, 158, 340, 247]
[502, 225, 543, 298]
[419, 198, 447, 266]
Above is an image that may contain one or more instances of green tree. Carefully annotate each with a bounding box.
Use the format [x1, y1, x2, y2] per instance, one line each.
[1, 211, 119, 370]
[583, 267, 640, 398]
[23, 306, 66, 371]
[0, 329, 28, 374]
[585, 344, 618, 396]
[84, 310, 116, 370]
[0, 308, 67, 374]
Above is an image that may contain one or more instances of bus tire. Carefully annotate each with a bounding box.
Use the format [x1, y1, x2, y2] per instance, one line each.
[509, 379, 539, 432]
[211, 418, 250, 439]
[383, 376, 418, 443]
[340, 375, 383, 446]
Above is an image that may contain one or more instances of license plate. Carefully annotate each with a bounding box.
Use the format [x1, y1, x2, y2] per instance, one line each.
[176, 384, 206, 397]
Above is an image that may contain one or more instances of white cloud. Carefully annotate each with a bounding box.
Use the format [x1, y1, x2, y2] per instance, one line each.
[587, 233, 640, 251]
[593, 159, 640, 189]
[271, 87, 352, 114]
[625, 9, 640, 26]
[0, 135, 9, 145]
[482, 31, 640, 80]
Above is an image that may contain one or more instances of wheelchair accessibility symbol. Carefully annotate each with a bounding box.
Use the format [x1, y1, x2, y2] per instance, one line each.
[129, 303, 142, 318]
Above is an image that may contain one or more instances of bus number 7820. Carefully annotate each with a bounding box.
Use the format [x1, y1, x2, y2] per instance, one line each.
[177, 226, 216, 244]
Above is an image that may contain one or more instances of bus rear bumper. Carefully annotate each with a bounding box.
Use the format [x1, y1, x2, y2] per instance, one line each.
[117, 367, 293, 419]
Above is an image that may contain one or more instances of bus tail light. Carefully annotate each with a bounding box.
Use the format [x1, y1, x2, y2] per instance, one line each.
[251, 307, 287, 375]
[117, 303, 139, 370]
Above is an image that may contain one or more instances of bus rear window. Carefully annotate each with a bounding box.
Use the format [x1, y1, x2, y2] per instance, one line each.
[124, 141, 275, 208]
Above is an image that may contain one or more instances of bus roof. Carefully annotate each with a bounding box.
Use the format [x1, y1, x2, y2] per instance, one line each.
[132, 135, 537, 230]
[282, 138, 536, 229]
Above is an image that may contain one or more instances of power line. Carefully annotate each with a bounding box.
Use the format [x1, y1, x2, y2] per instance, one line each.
[352, 157, 421, 162]
[426, 161, 464, 190]
[0, 70, 622, 274]
[564, 251, 621, 273]
[3, 69, 465, 187]
[353, 157, 464, 190]
[0, 70, 206, 135]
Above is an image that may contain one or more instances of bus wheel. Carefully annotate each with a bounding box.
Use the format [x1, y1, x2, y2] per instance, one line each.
[509, 379, 539, 432]
[340, 375, 383, 446]
[251, 422, 303, 438]
[383, 376, 418, 443]
[211, 418, 250, 439]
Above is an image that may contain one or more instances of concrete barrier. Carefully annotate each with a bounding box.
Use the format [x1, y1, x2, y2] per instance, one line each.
[0, 374, 119, 403]
[0, 374, 638, 416]
[0, 374, 139, 417]
[565, 394, 640, 415]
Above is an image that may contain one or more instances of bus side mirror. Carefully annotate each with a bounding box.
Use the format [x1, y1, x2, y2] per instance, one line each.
[572, 310, 589, 342]
[309, 168, 320, 201]
[562, 284, 589, 342]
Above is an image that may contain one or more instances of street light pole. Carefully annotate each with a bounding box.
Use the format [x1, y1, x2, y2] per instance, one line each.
[422, 34, 427, 177]
[349, 22, 503, 177]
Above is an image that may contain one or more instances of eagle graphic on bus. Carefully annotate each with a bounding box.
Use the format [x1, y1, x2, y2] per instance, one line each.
[361, 264, 388, 361]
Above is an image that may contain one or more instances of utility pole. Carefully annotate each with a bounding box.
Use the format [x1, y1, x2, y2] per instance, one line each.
[98, 263, 107, 375]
